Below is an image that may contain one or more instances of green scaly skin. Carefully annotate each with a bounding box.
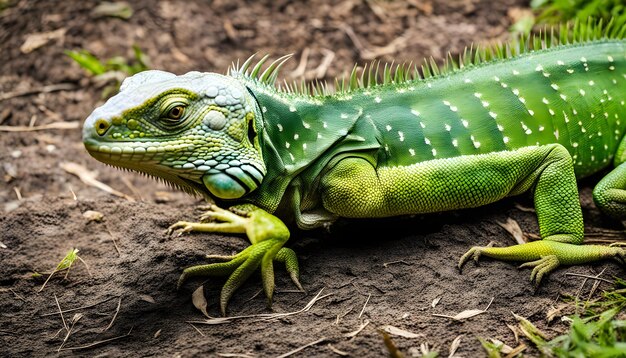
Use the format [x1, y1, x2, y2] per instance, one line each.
[83, 19, 626, 315]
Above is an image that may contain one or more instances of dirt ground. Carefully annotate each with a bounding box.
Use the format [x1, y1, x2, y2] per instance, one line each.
[1, 0, 624, 357]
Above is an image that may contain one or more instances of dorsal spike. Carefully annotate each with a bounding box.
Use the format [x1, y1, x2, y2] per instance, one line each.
[250, 54, 270, 79]
[260, 54, 293, 84]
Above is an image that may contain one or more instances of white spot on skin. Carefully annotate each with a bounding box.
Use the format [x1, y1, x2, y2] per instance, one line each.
[489, 111, 497, 119]
[528, 109, 535, 116]
[494, 76, 500, 82]
[432, 148, 437, 156]
[386, 125, 392, 131]
[608, 55, 614, 62]
[579, 89, 586, 96]
[580, 57, 587, 62]
[462, 119, 469, 128]
[535, 64, 543, 71]
[411, 110, 420, 117]
[554, 129, 559, 139]
[501, 82, 508, 88]
[409, 148, 415, 156]
[452, 139, 458, 147]
[519, 97, 526, 104]
[323, 122, 328, 128]
[542, 98, 549, 104]
[512, 88, 520, 96]
[294, 134, 299, 140]
[503, 136, 509, 143]
[340, 113, 348, 119]
[443, 100, 451, 106]
[609, 66, 615, 71]
[567, 69, 574, 74]
[474, 92, 482, 98]
[277, 124, 283, 132]
[398, 131, 404, 142]
[424, 137, 431, 145]
[539, 126, 545, 131]
[551, 83, 559, 90]
[512, 70, 519, 75]
[303, 143, 307, 150]
[420, 122, 426, 128]
[560, 94, 567, 101]
[482, 101, 490, 108]
[317, 133, 322, 139]
[303, 122, 311, 129]
[464, 78, 472, 83]
[473, 141, 481, 149]
[375, 96, 382, 103]
[572, 142, 579, 148]
[588, 80, 595, 86]
[289, 106, 297, 112]
[549, 109, 555, 116]
[450, 106, 458, 112]
[557, 60, 565, 65]
[285, 142, 290, 148]
[497, 124, 504, 131]
[445, 124, 452, 131]
[525, 129, 532, 135]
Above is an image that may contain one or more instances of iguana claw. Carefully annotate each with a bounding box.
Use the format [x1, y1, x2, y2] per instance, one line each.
[459, 240, 625, 285]
[170, 205, 302, 315]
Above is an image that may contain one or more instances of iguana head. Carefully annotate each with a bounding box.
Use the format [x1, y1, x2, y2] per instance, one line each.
[83, 70, 266, 199]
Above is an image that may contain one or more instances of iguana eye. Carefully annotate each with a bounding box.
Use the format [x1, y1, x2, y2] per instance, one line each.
[167, 105, 185, 120]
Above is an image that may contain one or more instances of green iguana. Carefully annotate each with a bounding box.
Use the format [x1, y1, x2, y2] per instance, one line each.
[83, 19, 626, 315]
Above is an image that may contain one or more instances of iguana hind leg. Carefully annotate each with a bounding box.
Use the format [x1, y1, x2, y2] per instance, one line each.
[168, 205, 302, 315]
[320, 144, 625, 284]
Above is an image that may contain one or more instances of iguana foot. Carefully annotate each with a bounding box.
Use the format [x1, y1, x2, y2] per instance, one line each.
[169, 205, 303, 315]
[459, 240, 625, 284]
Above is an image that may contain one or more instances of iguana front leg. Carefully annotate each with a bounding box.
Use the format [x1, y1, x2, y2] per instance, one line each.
[168, 205, 302, 315]
[320, 144, 625, 284]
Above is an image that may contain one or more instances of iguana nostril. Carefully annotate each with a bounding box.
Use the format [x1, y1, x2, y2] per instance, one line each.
[95, 119, 110, 136]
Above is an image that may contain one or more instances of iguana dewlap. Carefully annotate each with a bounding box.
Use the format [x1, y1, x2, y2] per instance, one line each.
[83, 20, 626, 314]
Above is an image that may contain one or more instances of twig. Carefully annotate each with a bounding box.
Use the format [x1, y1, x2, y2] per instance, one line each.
[58, 314, 83, 351]
[276, 337, 327, 358]
[13, 187, 22, 200]
[188, 323, 205, 336]
[313, 49, 335, 79]
[76, 256, 92, 277]
[102, 297, 122, 332]
[289, 47, 310, 78]
[335, 306, 354, 325]
[344, 320, 370, 338]
[565, 272, 613, 284]
[54, 294, 68, 332]
[0, 121, 80, 132]
[188, 288, 331, 325]
[383, 260, 410, 268]
[105, 224, 121, 256]
[0, 83, 76, 102]
[359, 294, 371, 318]
[41, 296, 118, 316]
[10, 289, 26, 301]
[58, 327, 133, 351]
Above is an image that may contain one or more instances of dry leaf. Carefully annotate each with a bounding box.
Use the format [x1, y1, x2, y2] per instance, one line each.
[83, 210, 104, 222]
[449, 335, 462, 357]
[381, 325, 423, 338]
[432, 297, 494, 321]
[139, 294, 155, 303]
[496, 218, 527, 245]
[60, 162, 135, 202]
[91, 1, 133, 19]
[431, 296, 442, 308]
[192, 285, 210, 318]
[20, 28, 66, 54]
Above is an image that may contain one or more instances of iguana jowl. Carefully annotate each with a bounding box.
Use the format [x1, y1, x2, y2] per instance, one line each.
[83, 19, 626, 314]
